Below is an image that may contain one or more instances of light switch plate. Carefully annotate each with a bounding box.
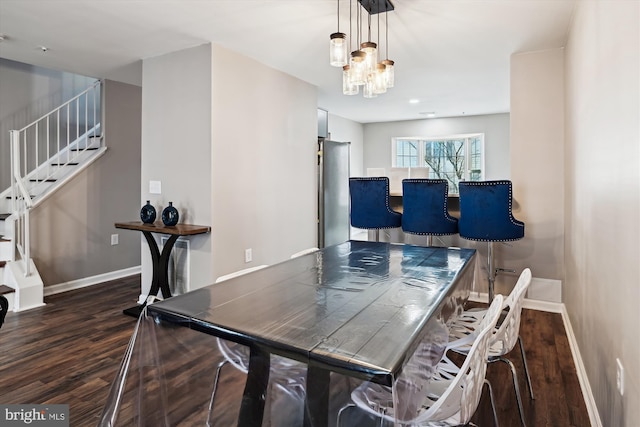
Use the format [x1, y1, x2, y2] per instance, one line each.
[149, 180, 162, 194]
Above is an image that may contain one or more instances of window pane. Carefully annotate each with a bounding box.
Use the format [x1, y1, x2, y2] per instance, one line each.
[396, 140, 418, 167]
[393, 134, 483, 193]
[424, 139, 465, 193]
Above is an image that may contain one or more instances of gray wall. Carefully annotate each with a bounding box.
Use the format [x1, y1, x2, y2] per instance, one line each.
[327, 113, 365, 178]
[564, 2, 639, 425]
[0, 58, 97, 191]
[30, 79, 142, 285]
[140, 43, 317, 296]
[361, 114, 510, 179]
[141, 44, 214, 299]
[510, 49, 565, 285]
[210, 44, 317, 279]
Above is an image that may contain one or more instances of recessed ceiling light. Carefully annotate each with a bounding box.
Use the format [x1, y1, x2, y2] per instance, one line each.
[409, 99, 420, 104]
[419, 112, 436, 118]
[38, 46, 49, 52]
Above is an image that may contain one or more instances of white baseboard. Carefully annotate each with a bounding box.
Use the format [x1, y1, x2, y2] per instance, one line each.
[44, 266, 141, 296]
[471, 290, 600, 427]
[561, 305, 602, 427]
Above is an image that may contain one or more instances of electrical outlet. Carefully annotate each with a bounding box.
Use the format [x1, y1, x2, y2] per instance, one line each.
[111, 234, 119, 245]
[616, 358, 624, 396]
[245, 248, 252, 263]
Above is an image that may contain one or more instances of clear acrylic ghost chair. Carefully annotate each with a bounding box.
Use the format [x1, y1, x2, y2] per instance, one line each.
[207, 265, 307, 422]
[340, 295, 504, 427]
[445, 268, 533, 427]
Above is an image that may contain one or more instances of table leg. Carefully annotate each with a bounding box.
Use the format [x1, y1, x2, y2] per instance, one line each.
[123, 232, 179, 317]
[144, 232, 178, 299]
[238, 346, 271, 427]
[303, 365, 330, 427]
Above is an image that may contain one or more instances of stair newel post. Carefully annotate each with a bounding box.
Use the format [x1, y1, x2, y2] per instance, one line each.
[10, 130, 33, 277]
[10, 130, 17, 215]
[24, 208, 30, 277]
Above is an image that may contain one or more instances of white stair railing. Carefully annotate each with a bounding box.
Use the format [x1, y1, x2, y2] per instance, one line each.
[8, 80, 102, 277]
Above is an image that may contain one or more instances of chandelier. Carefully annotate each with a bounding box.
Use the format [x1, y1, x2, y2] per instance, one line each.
[329, 0, 395, 98]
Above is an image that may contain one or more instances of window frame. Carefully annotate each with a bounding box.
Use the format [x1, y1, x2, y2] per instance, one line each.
[391, 133, 486, 193]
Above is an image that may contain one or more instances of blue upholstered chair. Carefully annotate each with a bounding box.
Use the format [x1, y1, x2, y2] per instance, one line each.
[402, 179, 458, 246]
[349, 177, 402, 241]
[458, 180, 525, 302]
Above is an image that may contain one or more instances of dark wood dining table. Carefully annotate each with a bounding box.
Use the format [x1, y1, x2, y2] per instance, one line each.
[146, 240, 476, 427]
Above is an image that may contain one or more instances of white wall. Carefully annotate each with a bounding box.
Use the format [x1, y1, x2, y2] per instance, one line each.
[210, 44, 318, 278]
[510, 49, 565, 285]
[564, 1, 639, 425]
[141, 44, 214, 296]
[361, 114, 510, 179]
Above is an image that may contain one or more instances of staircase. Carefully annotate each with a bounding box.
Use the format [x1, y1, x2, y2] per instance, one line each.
[0, 80, 104, 312]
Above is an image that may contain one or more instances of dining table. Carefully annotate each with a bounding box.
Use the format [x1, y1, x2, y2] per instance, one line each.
[99, 240, 476, 427]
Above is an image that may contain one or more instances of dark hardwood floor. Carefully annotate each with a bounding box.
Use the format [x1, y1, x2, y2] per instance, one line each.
[0, 275, 590, 426]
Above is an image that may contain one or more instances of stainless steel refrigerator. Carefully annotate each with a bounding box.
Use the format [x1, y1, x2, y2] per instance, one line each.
[318, 138, 351, 248]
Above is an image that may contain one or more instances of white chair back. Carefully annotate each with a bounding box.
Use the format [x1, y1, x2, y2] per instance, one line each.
[418, 294, 504, 424]
[491, 268, 532, 355]
[215, 265, 269, 283]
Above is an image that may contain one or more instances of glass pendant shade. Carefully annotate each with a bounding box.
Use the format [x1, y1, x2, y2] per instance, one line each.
[373, 63, 387, 94]
[381, 59, 395, 88]
[361, 41, 378, 74]
[330, 32, 348, 67]
[349, 50, 367, 85]
[342, 65, 359, 95]
[363, 77, 377, 98]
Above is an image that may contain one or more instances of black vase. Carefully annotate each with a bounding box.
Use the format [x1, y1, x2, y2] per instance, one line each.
[140, 200, 156, 224]
[162, 202, 179, 226]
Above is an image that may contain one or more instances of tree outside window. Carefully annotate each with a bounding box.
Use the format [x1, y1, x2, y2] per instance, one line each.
[393, 134, 484, 193]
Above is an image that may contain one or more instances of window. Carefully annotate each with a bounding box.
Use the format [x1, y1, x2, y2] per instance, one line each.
[392, 134, 484, 194]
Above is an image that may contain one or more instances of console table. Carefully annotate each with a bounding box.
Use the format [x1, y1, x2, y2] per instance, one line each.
[114, 221, 210, 317]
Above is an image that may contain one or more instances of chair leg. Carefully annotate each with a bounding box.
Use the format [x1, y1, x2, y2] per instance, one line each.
[518, 335, 535, 400]
[487, 242, 495, 303]
[336, 403, 355, 427]
[484, 379, 500, 427]
[497, 357, 527, 427]
[206, 359, 229, 427]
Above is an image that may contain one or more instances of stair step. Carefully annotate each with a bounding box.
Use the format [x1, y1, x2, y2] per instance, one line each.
[6, 196, 34, 199]
[51, 162, 79, 166]
[29, 178, 57, 182]
[0, 213, 9, 221]
[0, 285, 13, 296]
[71, 147, 99, 151]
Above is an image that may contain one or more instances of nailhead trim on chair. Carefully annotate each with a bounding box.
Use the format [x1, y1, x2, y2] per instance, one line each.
[403, 178, 458, 236]
[459, 180, 524, 242]
[353, 177, 402, 230]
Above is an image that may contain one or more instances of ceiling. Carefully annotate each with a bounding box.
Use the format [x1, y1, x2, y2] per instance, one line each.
[0, 0, 576, 124]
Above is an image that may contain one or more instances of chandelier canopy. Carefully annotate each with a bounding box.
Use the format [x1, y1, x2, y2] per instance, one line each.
[329, 0, 395, 98]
